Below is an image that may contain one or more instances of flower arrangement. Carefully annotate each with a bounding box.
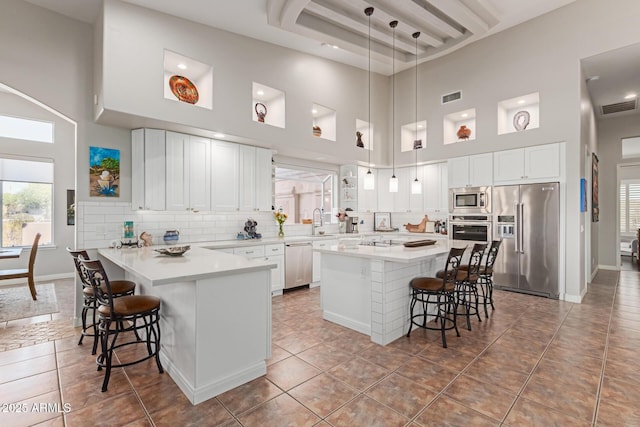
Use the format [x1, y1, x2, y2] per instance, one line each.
[274, 210, 288, 237]
[336, 210, 348, 222]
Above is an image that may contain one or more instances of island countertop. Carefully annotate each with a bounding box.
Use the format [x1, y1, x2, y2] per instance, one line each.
[312, 238, 475, 263]
[98, 246, 277, 286]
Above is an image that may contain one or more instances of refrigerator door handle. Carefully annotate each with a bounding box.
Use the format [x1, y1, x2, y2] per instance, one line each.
[519, 203, 525, 254]
[514, 202, 520, 253]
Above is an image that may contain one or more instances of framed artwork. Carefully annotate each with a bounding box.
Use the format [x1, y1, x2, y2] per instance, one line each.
[592, 153, 599, 222]
[90, 146, 120, 197]
[580, 178, 587, 213]
[374, 212, 392, 231]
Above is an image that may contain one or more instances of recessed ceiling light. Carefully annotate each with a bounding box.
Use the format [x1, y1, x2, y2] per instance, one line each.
[624, 93, 637, 99]
[177, 63, 187, 70]
[461, 113, 468, 118]
[321, 43, 339, 49]
[214, 133, 225, 138]
[517, 99, 526, 105]
[312, 109, 318, 114]
[256, 90, 264, 96]
[417, 124, 423, 129]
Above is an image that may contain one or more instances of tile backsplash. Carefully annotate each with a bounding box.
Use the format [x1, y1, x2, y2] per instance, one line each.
[75, 201, 446, 249]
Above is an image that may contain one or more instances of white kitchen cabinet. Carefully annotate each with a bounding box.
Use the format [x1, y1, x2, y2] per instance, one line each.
[424, 162, 448, 214]
[395, 167, 411, 212]
[357, 166, 378, 212]
[131, 128, 166, 211]
[233, 244, 284, 295]
[239, 145, 273, 211]
[493, 143, 560, 183]
[211, 140, 239, 211]
[448, 153, 492, 188]
[376, 168, 411, 213]
[376, 169, 394, 212]
[165, 132, 211, 211]
[312, 239, 338, 283]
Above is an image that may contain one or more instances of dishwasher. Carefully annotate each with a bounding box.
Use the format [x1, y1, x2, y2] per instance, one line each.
[285, 242, 313, 289]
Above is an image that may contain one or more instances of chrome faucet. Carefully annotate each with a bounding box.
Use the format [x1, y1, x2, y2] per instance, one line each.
[312, 207, 324, 235]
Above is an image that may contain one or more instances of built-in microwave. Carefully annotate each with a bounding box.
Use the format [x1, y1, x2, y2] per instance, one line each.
[449, 186, 491, 214]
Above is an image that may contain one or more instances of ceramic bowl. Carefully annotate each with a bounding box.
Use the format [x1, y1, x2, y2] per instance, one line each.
[154, 245, 191, 256]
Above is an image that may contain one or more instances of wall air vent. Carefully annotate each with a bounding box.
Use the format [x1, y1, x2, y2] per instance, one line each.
[601, 99, 637, 115]
[442, 91, 461, 104]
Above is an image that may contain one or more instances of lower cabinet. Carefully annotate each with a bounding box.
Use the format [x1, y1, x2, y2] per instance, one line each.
[233, 244, 284, 295]
[312, 239, 338, 284]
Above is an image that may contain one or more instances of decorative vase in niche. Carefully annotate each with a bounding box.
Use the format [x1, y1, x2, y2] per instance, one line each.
[255, 102, 267, 123]
[356, 131, 364, 148]
[278, 224, 284, 238]
[163, 230, 179, 245]
[457, 125, 472, 140]
[313, 125, 322, 137]
[513, 110, 530, 131]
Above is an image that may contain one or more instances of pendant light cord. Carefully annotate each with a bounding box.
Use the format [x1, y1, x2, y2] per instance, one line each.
[366, 8, 373, 172]
[390, 20, 397, 178]
[413, 31, 420, 180]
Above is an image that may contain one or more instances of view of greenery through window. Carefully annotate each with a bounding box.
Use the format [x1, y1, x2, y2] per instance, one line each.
[1, 181, 52, 247]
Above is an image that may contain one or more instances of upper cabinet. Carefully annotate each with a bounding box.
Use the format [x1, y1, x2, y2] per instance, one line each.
[424, 162, 448, 214]
[493, 143, 560, 184]
[132, 129, 166, 211]
[211, 140, 239, 211]
[448, 153, 493, 188]
[357, 166, 378, 213]
[165, 132, 211, 212]
[239, 145, 273, 211]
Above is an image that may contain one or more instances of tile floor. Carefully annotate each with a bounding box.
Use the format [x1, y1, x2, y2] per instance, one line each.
[0, 269, 639, 426]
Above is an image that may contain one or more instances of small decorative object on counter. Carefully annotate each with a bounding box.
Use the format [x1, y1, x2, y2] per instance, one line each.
[313, 125, 322, 137]
[163, 230, 180, 245]
[336, 209, 348, 233]
[140, 232, 153, 247]
[274, 208, 288, 238]
[255, 102, 267, 122]
[441, 219, 448, 235]
[457, 125, 472, 140]
[123, 221, 135, 239]
[244, 218, 262, 239]
[513, 110, 530, 131]
[356, 131, 365, 148]
[404, 215, 429, 233]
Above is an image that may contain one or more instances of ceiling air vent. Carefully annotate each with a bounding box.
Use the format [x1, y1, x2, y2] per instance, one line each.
[601, 99, 637, 115]
[442, 91, 461, 104]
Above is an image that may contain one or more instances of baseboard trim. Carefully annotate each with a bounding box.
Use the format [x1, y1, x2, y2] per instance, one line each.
[0, 272, 74, 287]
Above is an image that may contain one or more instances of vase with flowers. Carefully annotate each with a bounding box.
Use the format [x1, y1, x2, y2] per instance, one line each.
[274, 209, 288, 238]
[336, 209, 348, 233]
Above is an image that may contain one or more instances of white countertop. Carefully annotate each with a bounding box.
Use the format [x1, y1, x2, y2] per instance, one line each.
[98, 246, 277, 286]
[313, 239, 475, 263]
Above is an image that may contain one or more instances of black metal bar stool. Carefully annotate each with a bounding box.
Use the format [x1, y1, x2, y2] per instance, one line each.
[476, 240, 502, 318]
[80, 257, 163, 392]
[454, 243, 488, 330]
[407, 247, 466, 348]
[67, 248, 137, 355]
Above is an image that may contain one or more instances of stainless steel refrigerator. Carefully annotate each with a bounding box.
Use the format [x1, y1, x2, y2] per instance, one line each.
[493, 182, 559, 298]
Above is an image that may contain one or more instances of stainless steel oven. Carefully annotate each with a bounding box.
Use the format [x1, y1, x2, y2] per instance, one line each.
[449, 186, 491, 214]
[449, 215, 492, 242]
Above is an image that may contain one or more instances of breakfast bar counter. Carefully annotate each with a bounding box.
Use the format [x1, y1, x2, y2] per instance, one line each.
[314, 239, 470, 346]
[98, 246, 275, 405]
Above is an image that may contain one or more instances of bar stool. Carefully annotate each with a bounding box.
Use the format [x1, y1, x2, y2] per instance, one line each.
[407, 247, 466, 348]
[79, 257, 163, 392]
[454, 243, 487, 330]
[67, 248, 137, 355]
[476, 240, 502, 318]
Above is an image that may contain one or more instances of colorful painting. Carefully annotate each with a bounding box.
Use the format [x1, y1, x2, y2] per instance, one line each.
[90, 146, 120, 197]
[592, 153, 599, 222]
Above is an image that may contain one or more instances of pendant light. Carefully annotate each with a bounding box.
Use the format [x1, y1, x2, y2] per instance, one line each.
[388, 20, 398, 193]
[363, 6, 375, 191]
[411, 31, 422, 195]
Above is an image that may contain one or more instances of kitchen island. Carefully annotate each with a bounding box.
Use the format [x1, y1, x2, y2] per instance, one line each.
[314, 239, 470, 346]
[98, 246, 275, 405]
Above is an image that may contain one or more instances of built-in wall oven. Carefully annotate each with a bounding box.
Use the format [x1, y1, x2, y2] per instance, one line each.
[449, 186, 491, 214]
[449, 214, 492, 242]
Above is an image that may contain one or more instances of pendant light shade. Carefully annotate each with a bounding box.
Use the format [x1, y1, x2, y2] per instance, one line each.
[364, 6, 375, 190]
[411, 31, 422, 195]
[389, 20, 398, 193]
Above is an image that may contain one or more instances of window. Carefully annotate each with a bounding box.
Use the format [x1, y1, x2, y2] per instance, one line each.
[0, 115, 54, 143]
[619, 180, 640, 234]
[0, 157, 53, 247]
[274, 166, 336, 224]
